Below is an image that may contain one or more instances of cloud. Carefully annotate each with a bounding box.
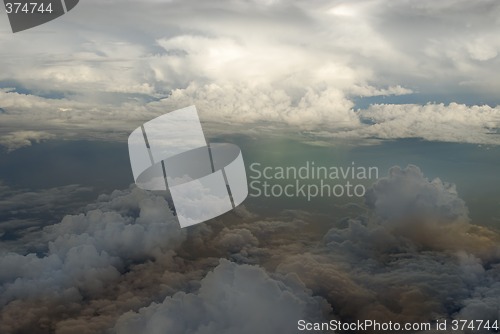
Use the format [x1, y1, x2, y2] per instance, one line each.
[214, 228, 259, 253]
[324, 103, 500, 145]
[0, 186, 186, 333]
[3, 0, 498, 148]
[272, 165, 500, 325]
[458, 279, 500, 331]
[0, 181, 93, 247]
[1, 164, 500, 332]
[363, 165, 499, 258]
[3, 0, 500, 318]
[277, 253, 377, 320]
[114, 259, 330, 334]
[3, 88, 498, 153]
[365, 164, 469, 222]
[160, 83, 360, 129]
[0, 184, 325, 334]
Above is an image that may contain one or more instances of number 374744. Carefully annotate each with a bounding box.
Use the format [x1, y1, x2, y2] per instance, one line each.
[5, 2, 54, 14]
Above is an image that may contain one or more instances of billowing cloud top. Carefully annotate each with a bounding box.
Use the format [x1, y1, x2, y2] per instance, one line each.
[1, 0, 500, 149]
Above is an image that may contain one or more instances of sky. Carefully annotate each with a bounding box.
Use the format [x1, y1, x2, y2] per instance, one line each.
[1, 0, 500, 148]
[1, 0, 500, 333]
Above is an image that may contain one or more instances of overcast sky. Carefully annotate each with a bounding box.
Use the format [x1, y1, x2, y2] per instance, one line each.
[1, 0, 500, 150]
